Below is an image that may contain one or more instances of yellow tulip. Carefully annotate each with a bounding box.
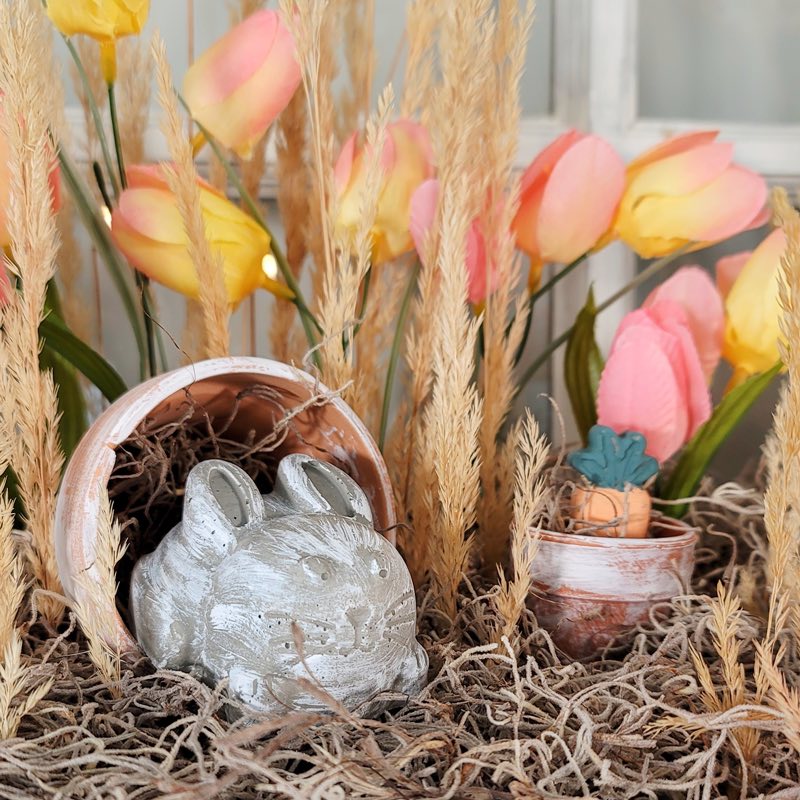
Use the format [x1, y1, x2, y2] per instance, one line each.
[614, 131, 767, 259]
[334, 120, 434, 265]
[722, 228, 786, 382]
[47, 0, 150, 82]
[111, 165, 292, 307]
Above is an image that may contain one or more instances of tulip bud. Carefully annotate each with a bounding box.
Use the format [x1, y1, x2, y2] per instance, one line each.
[47, 0, 150, 82]
[409, 178, 494, 305]
[642, 266, 724, 382]
[183, 10, 301, 160]
[614, 131, 767, 259]
[513, 130, 625, 290]
[722, 228, 786, 382]
[111, 164, 291, 307]
[335, 120, 434, 265]
[597, 301, 711, 463]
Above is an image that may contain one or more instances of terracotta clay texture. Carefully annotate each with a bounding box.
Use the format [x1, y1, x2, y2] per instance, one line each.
[569, 484, 652, 538]
[530, 520, 696, 658]
[130, 455, 427, 717]
[54, 357, 395, 656]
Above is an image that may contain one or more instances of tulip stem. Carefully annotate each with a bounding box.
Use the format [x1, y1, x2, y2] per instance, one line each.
[108, 80, 160, 377]
[516, 246, 691, 394]
[379, 259, 420, 451]
[177, 95, 324, 365]
[512, 253, 587, 367]
[62, 35, 120, 199]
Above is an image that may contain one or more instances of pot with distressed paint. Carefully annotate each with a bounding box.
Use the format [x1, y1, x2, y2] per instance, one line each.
[529, 518, 697, 658]
[54, 356, 396, 656]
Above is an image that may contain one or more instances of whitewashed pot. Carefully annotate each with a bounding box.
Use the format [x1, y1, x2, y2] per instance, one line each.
[529, 519, 697, 658]
[54, 357, 395, 656]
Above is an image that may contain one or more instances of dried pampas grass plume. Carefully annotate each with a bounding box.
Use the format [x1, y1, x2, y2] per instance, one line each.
[153, 35, 230, 359]
[0, 0, 66, 625]
[72, 492, 127, 697]
[494, 411, 550, 643]
[117, 36, 153, 167]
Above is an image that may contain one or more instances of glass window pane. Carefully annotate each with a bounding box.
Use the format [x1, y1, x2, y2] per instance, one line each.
[638, 0, 800, 124]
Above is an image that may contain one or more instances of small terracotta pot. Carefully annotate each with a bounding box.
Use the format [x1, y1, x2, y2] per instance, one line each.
[54, 356, 395, 656]
[529, 519, 696, 658]
[569, 484, 651, 538]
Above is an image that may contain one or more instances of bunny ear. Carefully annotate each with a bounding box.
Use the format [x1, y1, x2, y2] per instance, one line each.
[273, 454, 374, 528]
[184, 460, 265, 544]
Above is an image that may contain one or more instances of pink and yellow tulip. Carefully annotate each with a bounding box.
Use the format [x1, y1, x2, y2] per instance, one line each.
[614, 131, 767, 259]
[513, 130, 625, 290]
[409, 178, 494, 305]
[111, 164, 291, 306]
[183, 9, 301, 159]
[47, 0, 150, 82]
[642, 266, 724, 382]
[722, 228, 787, 382]
[335, 119, 434, 265]
[597, 300, 712, 463]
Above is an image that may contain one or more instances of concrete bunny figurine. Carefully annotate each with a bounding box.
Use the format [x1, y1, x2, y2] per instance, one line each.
[129, 454, 428, 717]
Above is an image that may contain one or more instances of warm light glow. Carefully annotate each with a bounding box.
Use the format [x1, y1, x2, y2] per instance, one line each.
[101, 206, 112, 228]
[261, 253, 278, 280]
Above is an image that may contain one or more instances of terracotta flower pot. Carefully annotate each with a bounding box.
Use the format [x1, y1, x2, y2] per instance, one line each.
[54, 356, 395, 656]
[569, 484, 651, 538]
[529, 519, 696, 658]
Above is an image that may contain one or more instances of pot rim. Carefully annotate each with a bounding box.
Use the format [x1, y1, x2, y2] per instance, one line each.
[531, 518, 697, 550]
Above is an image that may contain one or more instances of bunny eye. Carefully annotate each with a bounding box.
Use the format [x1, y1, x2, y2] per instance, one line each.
[301, 555, 335, 582]
[370, 556, 389, 579]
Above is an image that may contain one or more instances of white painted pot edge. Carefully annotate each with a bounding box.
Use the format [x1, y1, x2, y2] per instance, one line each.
[529, 524, 697, 601]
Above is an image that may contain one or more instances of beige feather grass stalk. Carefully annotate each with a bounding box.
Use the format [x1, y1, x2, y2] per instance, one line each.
[0, 0, 66, 625]
[494, 411, 550, 643]
[117, 37, 152, 167]
[336, 0, 375, 140]
[0, 493, 25, 655]
[400, 0, 441, 124]
[281, 0, 339, 319]
[478, 0, 534, 568]
[71, 38, 107, 183]
[756, 190, 800, 751]
[316, 90, 390, 397]
[272, 90, 309, 361]
[153, 36, 230, 358]
[0, 633, 53, 740]
[421, 182, 484, 618]
[72, 492, 127, 696]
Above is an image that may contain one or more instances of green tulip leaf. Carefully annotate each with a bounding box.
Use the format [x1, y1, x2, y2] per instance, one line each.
[40, 313, 127, 403]
[660, 361, 782, 517]
[564, 287, 604, 444]
[40, 342, 87, 458]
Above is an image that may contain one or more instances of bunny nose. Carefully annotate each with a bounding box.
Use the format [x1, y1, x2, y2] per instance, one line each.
[346, 606, 370, 649]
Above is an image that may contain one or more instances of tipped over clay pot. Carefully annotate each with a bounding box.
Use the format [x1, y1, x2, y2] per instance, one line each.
[529, 519, 696, 658]
[54, 357, 395, 656]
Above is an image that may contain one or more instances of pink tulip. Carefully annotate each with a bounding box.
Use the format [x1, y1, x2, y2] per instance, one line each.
[335, 119, 434, 265]
[409, 178, 494, 305]
[183, 10, 302, 159]
[597, 300, 711, 463]
[642, 266, 724, 382]
[615, 131, 767, 258]
[513, 130, 625, 287]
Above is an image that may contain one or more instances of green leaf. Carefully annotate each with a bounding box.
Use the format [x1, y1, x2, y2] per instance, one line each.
[40, 314, 127, 403]
[660, 362, 782, 516]
[564, 287, 604, 444]
[40, 343, 86, 458]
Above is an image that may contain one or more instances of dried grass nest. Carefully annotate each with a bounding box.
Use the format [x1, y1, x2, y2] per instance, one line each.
[6, 394, 799, 799]
[3, 479, 797, 799]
